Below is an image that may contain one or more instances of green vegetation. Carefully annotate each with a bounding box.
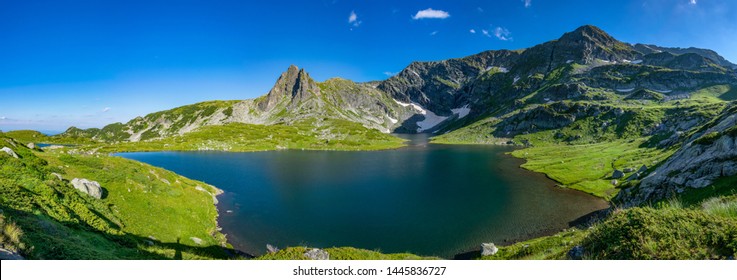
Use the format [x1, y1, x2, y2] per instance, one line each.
[479, 228, 586, 260]
[581, 206, 737, 259]
[92, 119, 405, 153]
[256, 247, 437, 260]
[510, 139, 673, 200]
[0, 135, 232, 259]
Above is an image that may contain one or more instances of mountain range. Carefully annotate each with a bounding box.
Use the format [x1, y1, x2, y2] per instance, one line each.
[52, 25, 737, 205]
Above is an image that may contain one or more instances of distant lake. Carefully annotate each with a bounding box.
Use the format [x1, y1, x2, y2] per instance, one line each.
[119, 135, 607, 258]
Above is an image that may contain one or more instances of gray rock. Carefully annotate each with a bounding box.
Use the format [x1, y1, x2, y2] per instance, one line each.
[611, 179, 618, 186]
[70, 178, 103, 199]
[638, 165, 648, 173]
[568, 245, 584, 260]
[481, 243, 498, 256]
[51, 173, 63, 180]
[611, 170, 625, 179]
[266, 244, 279, 253]
[189, 237, 202, 245]
[1, 147, 18, 158]
[623, 167, 635, 173]
[0, 248, 24, 260]
[304, 248, 329, 260]
[27, 143, 35, 149]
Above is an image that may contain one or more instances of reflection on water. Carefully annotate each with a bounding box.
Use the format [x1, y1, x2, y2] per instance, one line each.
[119, 142, 608, 258]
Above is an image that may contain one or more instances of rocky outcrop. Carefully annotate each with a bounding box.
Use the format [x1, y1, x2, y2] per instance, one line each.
[617, 108, 737, 206]
[1, 147, 18, 158]
[257, 65, 321, 112]
[0, 248, 24, 260]
[378, 50, 520, 115]
[71, 178, 103, 199]
[633, 43, 737, 69]
[480, 243, 498, 256]
[304, 248, 329, 260]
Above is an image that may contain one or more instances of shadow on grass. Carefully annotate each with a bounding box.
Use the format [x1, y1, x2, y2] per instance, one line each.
[3, 207, 253, 260]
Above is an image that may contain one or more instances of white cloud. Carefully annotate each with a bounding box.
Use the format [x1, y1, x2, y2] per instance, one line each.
[0, 116, 6, 120]
[470, 29, 476, 34]
[493, 27, 512, 41]
[383, 71, 397, 76]
[102, 107, 111, 113]
[477, 7, 484, 12]
[412, 8, 450, 20]
[430, 31, 438, 36]
[348, 11, 361, 27]
[523, 0, 532, 8]
[689, 0, 697, 4]
[481, 29, 491, 37]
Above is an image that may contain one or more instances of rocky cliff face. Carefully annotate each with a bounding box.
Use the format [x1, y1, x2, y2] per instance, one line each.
[617, 106, 737, 206]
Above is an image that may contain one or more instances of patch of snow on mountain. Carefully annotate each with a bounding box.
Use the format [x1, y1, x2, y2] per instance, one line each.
[394, 99, 426, 114]
[616, 88, 635, 93]
[451, 105, 471, 119]
[416, 110, 448, 132]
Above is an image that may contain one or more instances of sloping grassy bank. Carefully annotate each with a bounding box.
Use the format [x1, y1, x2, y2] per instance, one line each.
[0, 134, 232, 259]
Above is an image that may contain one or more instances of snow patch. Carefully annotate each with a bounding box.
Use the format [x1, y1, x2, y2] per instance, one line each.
[513, 76, 521, 84]
[498, 66, 509, 73]
[387, 116, 398, 124]
[416, 110, 448, 132]
[652, 89, 672, 94]
[409, 70, 421, 79]
[451, 105, 471, 119]
[566, 60, 574, 64]
[394, 99, 426, 114]
[616, 88, 636, 93]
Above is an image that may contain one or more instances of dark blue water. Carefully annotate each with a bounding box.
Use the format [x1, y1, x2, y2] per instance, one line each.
[119, 137, 607, 258]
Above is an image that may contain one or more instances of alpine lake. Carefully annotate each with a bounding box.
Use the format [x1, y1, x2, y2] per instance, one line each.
[119, 134, 608, 258]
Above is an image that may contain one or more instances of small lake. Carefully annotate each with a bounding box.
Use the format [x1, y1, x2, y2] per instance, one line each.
[119, 135, 607, 258]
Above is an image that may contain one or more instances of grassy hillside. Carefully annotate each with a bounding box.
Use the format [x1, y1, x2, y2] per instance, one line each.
[256, 246, 436, 260]
[0, 134, 232, 259]
[87, 119, 406, 153]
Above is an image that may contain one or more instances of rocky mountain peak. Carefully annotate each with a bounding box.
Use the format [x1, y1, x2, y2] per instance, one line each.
[257, 65, 321, 111]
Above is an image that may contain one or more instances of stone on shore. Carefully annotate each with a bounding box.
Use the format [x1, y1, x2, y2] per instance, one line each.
[481, 243, 499, 256]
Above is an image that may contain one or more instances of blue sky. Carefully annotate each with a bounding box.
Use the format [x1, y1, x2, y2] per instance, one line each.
[1, 0, 736, 133]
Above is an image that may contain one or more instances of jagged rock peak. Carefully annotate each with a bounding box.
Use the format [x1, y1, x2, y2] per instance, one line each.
[258, 65, 321, 111]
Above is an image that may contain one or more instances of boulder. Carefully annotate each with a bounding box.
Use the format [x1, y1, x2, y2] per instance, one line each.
[266, 244, 279, 253]
[304, 248, 329, 260]
[51, 173, 63, 180]
[611, 170, 625, 179]
[480, 243, 498, 256]
[71, 178, 103, 199]
[611, 179, 618, 186]
[0, 248, 24, 260]
[189, 237, 202, 245]
[638, 165, 648, 173]
[27, 143, 35, 149]
[568, 245, 584, 260]
[623, 167, 635, 173]
[1, 147, 18, 158]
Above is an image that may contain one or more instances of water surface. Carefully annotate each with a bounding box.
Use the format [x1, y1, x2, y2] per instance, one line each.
[120, 136, 607, 258]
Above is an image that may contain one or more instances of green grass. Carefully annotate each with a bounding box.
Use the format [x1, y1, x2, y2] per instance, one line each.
[510, 139, 673, 200]
[0, 135, 232, 259]
[479, 228, 586, 260]
[581, 207, 737, 259]
[256, 247, 437, 260]
[93, 119, 406, 153]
